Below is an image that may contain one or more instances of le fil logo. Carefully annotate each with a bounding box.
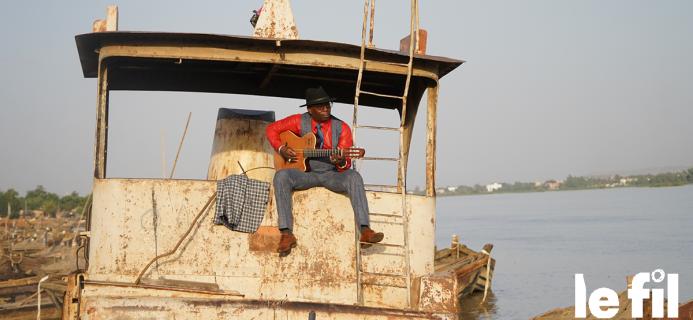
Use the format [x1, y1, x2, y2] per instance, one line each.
[575, 269, 678, 319]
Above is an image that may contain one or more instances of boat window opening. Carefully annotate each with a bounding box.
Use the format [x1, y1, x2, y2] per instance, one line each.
[359, 161, 399, 191]
[103, 90, 417, 189]
[404, 90, 428, 194]
[350, 106, 400, 190]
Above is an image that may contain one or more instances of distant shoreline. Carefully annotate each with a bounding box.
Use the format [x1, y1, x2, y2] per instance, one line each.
[427, 168, 693, 197]
[437, 183, 693, 197]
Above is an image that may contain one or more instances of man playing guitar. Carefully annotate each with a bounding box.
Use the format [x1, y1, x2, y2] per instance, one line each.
[266, 86, 385, 256]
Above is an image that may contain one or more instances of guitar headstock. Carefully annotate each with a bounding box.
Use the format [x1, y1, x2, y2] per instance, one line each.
[342, 147, 365, 159]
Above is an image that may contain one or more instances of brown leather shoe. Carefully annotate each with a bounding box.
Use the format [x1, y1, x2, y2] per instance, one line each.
[360, 227, 384, 248]
[277, 233, 297, 257]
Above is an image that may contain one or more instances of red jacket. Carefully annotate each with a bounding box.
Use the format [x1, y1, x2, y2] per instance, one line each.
[266, 114, 353, 170]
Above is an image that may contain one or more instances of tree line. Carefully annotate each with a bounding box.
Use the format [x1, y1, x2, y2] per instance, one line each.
[435, 167, 693, 196]
[0, 185, 89, 219]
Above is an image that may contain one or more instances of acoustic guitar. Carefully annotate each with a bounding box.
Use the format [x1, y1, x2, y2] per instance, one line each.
[273, 131, 365, 171]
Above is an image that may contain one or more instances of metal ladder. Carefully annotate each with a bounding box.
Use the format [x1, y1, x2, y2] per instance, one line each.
[352, 0, 420, 307]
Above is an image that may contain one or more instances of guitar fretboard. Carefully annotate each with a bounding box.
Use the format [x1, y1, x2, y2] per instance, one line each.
[301, 149, 342, 158]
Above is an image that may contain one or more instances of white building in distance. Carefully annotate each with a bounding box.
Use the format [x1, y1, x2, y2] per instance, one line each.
[486, 183, 502, 192]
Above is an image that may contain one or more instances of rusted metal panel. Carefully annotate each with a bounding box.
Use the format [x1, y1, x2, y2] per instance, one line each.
[87, 179, 437, 312]
[418, 272, 458, 314]
[363, 283, 409, 309]
[79, 286, 456, 319]
[63, 273, 82, 320]
[252, 0, 299, 40]
[406, 194, 436, 276]
[400, 29, 428, 55]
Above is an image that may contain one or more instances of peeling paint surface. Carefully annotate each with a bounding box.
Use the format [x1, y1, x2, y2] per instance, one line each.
[419, 272, 458, 314]
[80, 286, 456, 319]
[86, 178, 448, 317]
[253, 0, 300, 39]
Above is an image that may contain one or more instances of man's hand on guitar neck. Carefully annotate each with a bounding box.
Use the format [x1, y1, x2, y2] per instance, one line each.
[330, 151, 347, 168]
[279, 144, 298, 163]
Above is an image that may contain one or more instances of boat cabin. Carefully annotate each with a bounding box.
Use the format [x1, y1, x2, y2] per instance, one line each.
[67, 2, 464, 319]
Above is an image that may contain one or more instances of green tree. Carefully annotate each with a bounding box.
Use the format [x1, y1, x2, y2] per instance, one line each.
[0, 190, 6, 217]
[1, 189, 22, 218]
[562, 175, 590, 189]
[25, 185, 60, 211]
[60, 191, 87, 212]
[42, 199, 60, 217]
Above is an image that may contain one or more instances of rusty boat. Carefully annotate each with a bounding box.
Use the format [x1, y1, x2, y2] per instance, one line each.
[435, 236, 495, 299]
[51, 1, 494, 319]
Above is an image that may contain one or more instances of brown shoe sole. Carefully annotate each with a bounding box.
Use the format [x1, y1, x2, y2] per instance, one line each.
[360, 233, 384, 249]
[361, 233, 384, 243]
[278, 242, 297, 257]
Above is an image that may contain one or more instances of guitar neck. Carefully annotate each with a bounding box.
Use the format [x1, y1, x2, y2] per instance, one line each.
[303, 149, 342, 158]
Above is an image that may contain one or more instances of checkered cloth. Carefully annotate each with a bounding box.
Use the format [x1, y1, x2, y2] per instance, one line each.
[213, 174, 270, 233]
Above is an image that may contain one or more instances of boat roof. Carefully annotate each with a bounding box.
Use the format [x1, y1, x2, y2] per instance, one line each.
[75, 32, 464, 109]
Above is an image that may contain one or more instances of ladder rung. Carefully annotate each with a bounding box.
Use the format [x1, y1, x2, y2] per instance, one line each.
[370, 220, 403, 225]
[355, 125, 400, 131]
[359, 90, 404, 100]
[363, 59, 410, 68]
[363, 283, 408, 289]
[361, 251, 406, 257]
[364, 184, 399, 192]
[363, 282, 406, 291]
[360, 242, 404, 248]
[369, 212, 402, 218]
[361, 271, 408, 278]
[362, 157, 399, 161]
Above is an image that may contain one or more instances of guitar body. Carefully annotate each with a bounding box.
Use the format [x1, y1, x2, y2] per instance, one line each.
[273, 131, 316, 171]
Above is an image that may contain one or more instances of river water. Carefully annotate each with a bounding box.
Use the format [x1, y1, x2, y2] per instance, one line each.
[435, 185, 693, 319]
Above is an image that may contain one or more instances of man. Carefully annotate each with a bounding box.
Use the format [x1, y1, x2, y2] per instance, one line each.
[266, 86, 384, 256]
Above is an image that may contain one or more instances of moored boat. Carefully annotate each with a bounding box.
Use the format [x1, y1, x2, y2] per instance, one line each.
[435, 235, 495, 299]
[58, 1, 487, 319]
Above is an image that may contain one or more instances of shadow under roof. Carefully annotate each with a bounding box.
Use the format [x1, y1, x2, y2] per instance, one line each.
[75, 32, 464, 109]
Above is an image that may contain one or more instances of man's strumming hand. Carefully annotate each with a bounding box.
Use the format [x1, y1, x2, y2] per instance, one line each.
[280, 144, 298, 163]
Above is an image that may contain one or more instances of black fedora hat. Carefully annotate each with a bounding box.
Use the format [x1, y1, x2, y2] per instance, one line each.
[299, 86, 336, 107]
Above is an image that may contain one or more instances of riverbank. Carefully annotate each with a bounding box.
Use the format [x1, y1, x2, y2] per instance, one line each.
[430, 168, 693, 197]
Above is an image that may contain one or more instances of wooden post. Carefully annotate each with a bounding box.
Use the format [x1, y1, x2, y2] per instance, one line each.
[425, 84, 438, 197]
[94, 65, 109, 178]
[450, 234, 459, 250]
[106, 5, 118, 31]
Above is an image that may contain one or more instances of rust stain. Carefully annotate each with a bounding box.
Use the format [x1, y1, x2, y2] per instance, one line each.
[107, 305, 170, 312]
[248, 226, 280, 252]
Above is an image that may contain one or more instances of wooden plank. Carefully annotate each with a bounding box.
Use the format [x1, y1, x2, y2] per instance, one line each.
[98, 46, 441, 82]
[94, 65, 109, 178]
[0, 277, 40, 289]
[0, 305, 60, 320]
[425, 84, 438, 197]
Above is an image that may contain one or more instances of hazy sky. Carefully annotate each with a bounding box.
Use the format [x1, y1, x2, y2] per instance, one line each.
[1, 1, 692, 195]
